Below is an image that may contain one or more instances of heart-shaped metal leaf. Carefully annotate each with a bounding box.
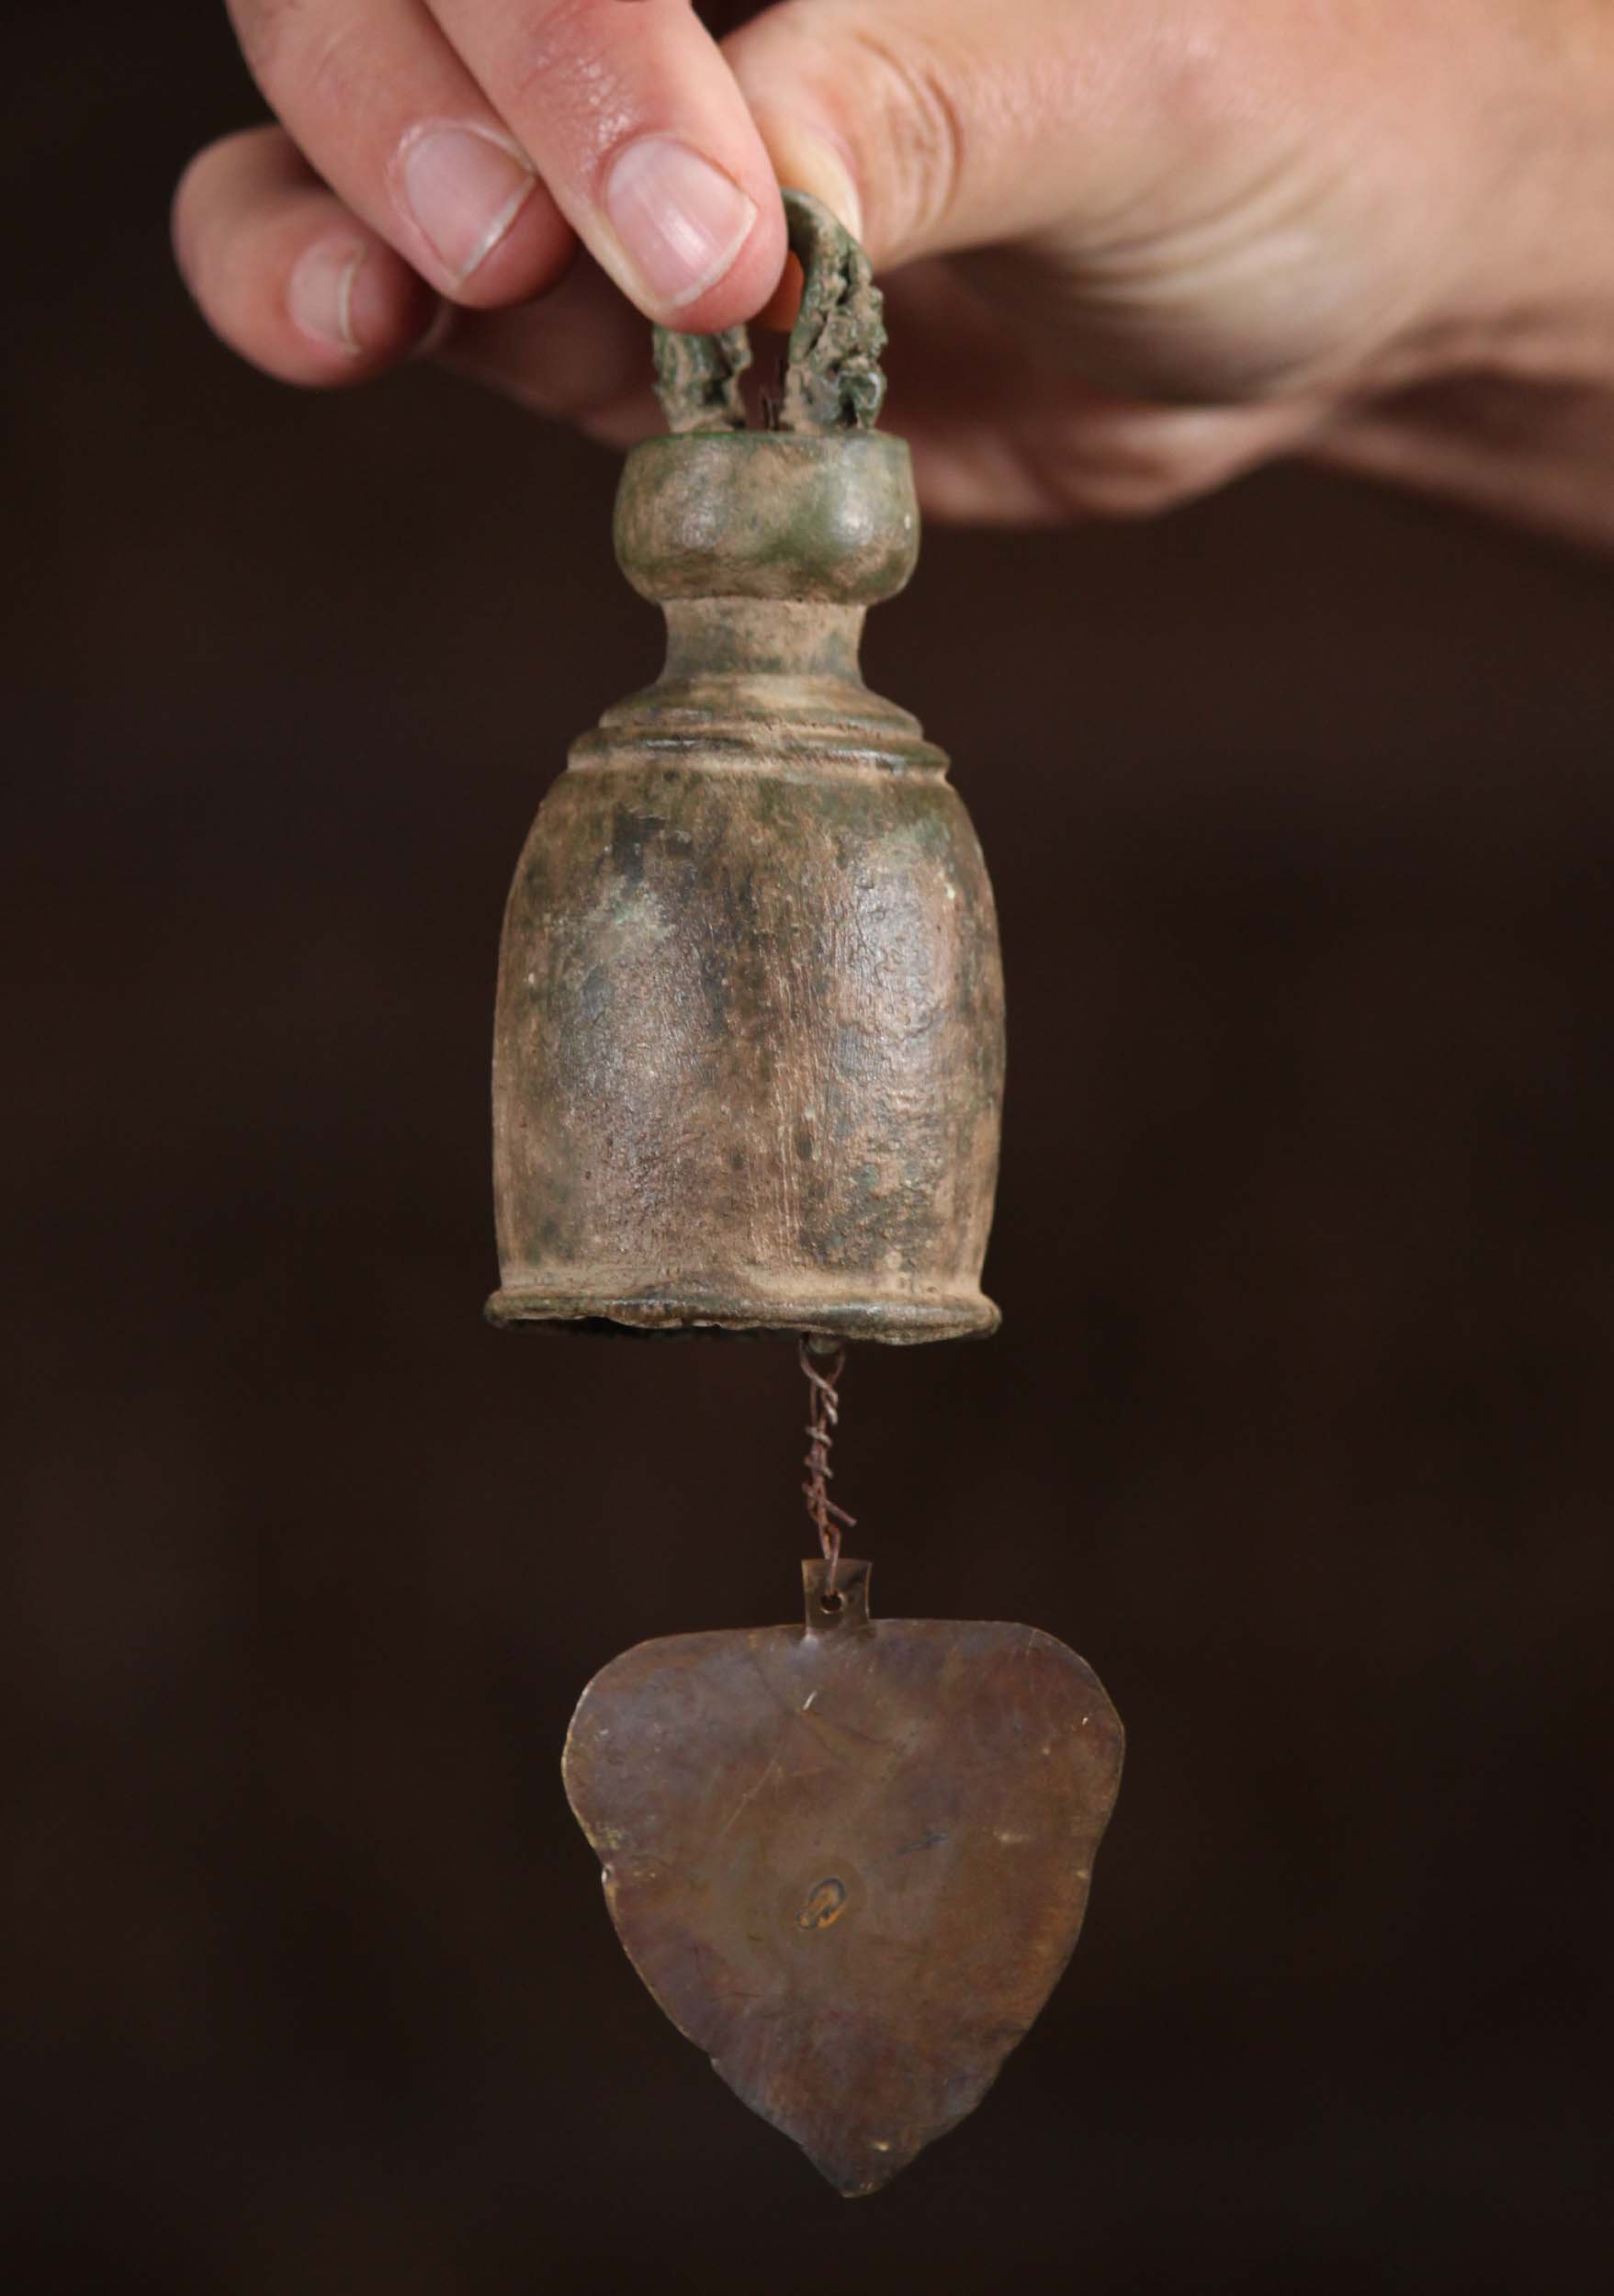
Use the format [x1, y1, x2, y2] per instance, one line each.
[563, 1561, 1123, 2194]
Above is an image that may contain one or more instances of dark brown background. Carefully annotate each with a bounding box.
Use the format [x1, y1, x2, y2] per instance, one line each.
[6, 4, 1612, 2290]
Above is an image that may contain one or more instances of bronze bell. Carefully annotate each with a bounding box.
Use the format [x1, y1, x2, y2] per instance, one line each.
[488, 195, 1004, 1345]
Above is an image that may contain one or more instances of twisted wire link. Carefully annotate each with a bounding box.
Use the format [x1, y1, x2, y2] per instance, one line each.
[799, 1340, 855, 1597]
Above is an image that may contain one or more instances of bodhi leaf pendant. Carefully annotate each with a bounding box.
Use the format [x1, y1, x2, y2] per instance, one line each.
[485, 195, 1125, 2190]
[564, 1556, 1123, 2196]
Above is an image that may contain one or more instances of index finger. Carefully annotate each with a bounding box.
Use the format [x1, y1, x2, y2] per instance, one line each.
[429, 0, 786, 330]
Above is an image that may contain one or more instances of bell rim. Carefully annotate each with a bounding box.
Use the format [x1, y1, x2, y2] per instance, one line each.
[483, 1284, 999, 1345]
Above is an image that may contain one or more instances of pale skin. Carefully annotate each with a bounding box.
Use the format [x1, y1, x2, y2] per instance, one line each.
[174, 0, 1614, 549]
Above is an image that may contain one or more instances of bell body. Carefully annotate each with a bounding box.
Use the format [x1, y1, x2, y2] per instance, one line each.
[488, 433, 1004, 1343]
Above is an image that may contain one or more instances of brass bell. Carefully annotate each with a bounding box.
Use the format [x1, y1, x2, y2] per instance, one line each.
[488, 195, 1004, 1345]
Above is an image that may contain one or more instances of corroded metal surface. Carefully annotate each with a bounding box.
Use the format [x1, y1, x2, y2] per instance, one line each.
[487, 689, 1003, 1342]
[651, 191, 885, 437]
[486, 446, 1004, 1344]
[776, 188, 887, 433]
[488, 197, 1004, 1345]
[563, 1563, 1123, 2195]
[651, 321, 751, 435]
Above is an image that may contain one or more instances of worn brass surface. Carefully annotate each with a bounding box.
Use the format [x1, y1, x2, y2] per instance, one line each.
[488, 199, 1005, 1344]
[563, 1563, 1123, 2194]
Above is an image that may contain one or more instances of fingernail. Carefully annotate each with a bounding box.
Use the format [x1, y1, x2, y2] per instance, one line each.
[288, 240, 369, 354]
[604, 138, 757, 312]
[767, 129, 864, 246]
[401, 126, 536, 287]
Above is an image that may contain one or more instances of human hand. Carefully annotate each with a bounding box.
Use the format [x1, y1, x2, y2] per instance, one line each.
[175, 2, 1614, 537]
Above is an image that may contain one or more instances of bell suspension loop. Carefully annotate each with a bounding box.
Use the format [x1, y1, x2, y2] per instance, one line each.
[651, 187, 888, 437]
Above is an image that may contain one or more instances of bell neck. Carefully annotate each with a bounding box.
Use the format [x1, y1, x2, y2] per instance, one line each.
[593, 593, 930, 759]
[662, 597, 865, 684]
[581, 430, 944, 768]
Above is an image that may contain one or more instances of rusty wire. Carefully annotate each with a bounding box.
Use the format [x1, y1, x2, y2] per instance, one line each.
[799, 1340, 855, 1596]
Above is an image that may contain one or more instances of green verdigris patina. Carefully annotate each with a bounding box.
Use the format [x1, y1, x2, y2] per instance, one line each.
[651, 188, 886, 436]
[488, 194, 1004, 1343]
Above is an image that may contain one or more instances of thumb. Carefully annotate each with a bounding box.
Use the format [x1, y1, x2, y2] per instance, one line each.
[722, 0, 1137, 270]
[721, 1, 1481, 413]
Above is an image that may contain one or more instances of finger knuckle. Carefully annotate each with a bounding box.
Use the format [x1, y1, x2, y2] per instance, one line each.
[170, 159, 205, 286]
[848, 28, 966, 245]
[169, 136, 244, 286]
[1044, 420, 1216, 521]
[229, 0, 363, 113]
[502, 0, 627, 125]
[226, 0, 304, 84]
